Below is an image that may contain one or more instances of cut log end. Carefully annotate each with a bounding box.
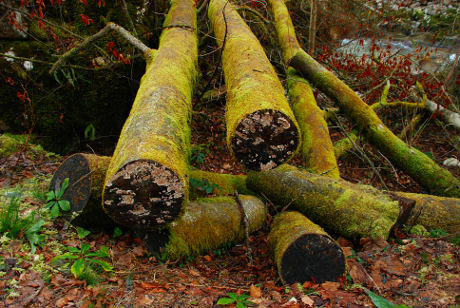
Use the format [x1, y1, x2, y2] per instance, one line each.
[50, 154, 92, 212]
[280, 233, 345, 284]
[104, 159, 184, 230]
[231, 109, 299, 171]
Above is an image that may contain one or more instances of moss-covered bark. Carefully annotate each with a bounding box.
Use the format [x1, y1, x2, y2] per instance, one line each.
[269, 211, 345, 284]
[395, 191, 459, 233]
[333, 133, 359, 159]
[103, 0, 198, 230]
[208, 0, 300, 171]
[142, 195, 266, 260]
[247, 164, 414, 241]
[189, 169, 253, 198]
[49, 154, 116, 230]
[289, 50, 460, 198]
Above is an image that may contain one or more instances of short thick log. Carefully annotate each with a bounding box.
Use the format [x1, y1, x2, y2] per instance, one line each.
[208, 0, 300, 171]
[247, 164, 414, 240]
[103, 0, 198, 229]
[49, 154, 116, 230]
[269, 211, 345, 284]
[142, 195, 266, 260]
[289, 50, 460, 198]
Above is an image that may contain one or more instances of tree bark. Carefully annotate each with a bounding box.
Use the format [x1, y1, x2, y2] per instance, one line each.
[49, 153, 116, 230]
[189, 169, 253, 198]
[208, 0, 300, 171]
[141, 195, 267, 260]
[247, 164, 415, 241]
[103, 0, 198, 230]
[269, 0, 339, 178]
[289, 50, 460, 198]
[269, 211, 345, 284]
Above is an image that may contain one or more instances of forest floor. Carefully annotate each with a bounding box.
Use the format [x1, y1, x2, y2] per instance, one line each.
[0, 98, 459, 307]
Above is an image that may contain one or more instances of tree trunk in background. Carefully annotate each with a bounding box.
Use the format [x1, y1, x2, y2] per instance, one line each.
[247, 164, 414, 241]
[208, 0, 300, 171]
[269, 0, 339, 178]
[103, 0, 198, 230]
[308, 0, 317, 53]
[269, 211, 345, 284]
[142, 195, 266, 260]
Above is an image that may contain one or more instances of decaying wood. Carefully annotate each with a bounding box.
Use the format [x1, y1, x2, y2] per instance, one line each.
[208, 0, 300, 171]
[269, 211, 345, 284]
[103, 0, 198, 230]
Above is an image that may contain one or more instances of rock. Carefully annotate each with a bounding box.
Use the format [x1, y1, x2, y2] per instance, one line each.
[443, 157, 460, 167]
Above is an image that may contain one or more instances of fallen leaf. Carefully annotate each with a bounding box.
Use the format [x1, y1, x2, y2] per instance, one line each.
[136, 295, 154, 306]
[321, 281, 340, 291]
[132, 246, 145, 257]
[203, 255, 212, 262]
[301, 294, 314, 306]
[250, 284, 261, 298]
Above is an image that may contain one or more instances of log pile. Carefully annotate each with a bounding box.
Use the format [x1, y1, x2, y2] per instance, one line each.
[46, 0, 459, 286]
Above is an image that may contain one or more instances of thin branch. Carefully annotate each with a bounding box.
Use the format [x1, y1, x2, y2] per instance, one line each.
[49, 22, 151, 74]
[121, 0, 138, 37]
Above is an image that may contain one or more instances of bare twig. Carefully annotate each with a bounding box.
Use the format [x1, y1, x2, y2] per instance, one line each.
[121, 0, 138, 37]
[234, 190, 253, 265]
[49, 22, 151, 74]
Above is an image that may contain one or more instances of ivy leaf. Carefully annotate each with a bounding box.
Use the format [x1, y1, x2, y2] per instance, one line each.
[71, 259, 85, 278]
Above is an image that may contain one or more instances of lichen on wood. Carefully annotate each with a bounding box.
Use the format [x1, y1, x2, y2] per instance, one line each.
[269, 211, 345, 284]
[208, 0, 300, 171]
[247, 164, 413, 241]
[142, 195, 267, 260]
[188, 169, 253, 198]
[49, 153, 116, 230]
[103, 0, 198, 230]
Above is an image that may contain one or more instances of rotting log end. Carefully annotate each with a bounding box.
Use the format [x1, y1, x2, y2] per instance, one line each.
[280, 233, 346, 284]
[103, 159, 185, 230]
[231, 109, 299, 171]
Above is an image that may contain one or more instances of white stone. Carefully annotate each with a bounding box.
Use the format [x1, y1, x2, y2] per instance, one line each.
[443, 158, 460, 167]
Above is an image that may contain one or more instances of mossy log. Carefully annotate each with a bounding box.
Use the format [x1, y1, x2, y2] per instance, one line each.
[269, 211, 345, 284]
[269, 0, 338, 178]
[247, 164, 415, 240]
[189, 169, 253, 198]
[289, 51, 460, 198]
[103, 0, 198, 230]
[142, 195, 266, 260]
[395, 191, 459, 233]
[49, 154, 116, 230]
[333, 133, 359, 159]
[208, 0, 300, 171]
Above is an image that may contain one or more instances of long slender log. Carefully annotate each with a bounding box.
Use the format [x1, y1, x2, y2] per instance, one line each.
[289, 51, 460, 197]
[247, 164, 415, 240]
[189, 169, 253, 198]
[142, 195, 267, 260]
[103, 0, 198, 230]
[269, 0, 339, 178]
[208, 0, 300, 171]
[49, 154, 116, 230]
[269, 211, 345, 284]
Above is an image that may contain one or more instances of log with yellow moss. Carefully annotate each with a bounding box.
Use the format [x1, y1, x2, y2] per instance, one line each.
[247, 164, 415, 241]
[269, 211, 345, 284]
[103, 0, 198, 230]
[142, 195, 266, 260]
[49, 153, 117, 230]
[208, 0, 300, 171]
[268, 0, 339, 178]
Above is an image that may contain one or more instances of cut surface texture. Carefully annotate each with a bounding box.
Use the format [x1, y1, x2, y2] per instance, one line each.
[269, 211, 345, 284]
[208, 0, 300, 171]
[102, 0, 198, 229]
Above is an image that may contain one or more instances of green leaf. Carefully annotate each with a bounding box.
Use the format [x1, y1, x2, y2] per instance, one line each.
[51, 252, 79, 263]
[89, 258, 114, 271]
[71, 258, 85, 278]
[67, 246, 81, 253]
[57, 178, 69, 199]
[80, 243, 91, 255]
[26, 218, 45, 234]
[58, 200, 71, 211]
[50, 204, 60, 218]
[77, 227, 91, 239]
[217, 297, 236, 305]
[238, 294, 250, 300]
[363, 287, 397, 308]
[236, 302, 246, 308]
[45, 191, 56, 202]
[112, 227, 123, 238]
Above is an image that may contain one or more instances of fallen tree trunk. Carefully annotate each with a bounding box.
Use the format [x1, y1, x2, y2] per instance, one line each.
[142, 195, 266, 260]
[289, 51, 460, 198]
[247, 164, 414, 240]
[269, 0, 339, 178]
[189, 169, 253, 198]
[103, 0, 198, 230]
[49, 153, 116, 230]
[268, 0, 460, 197]
[208, 0, 300, 171]
[269, 211, 345, 284]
